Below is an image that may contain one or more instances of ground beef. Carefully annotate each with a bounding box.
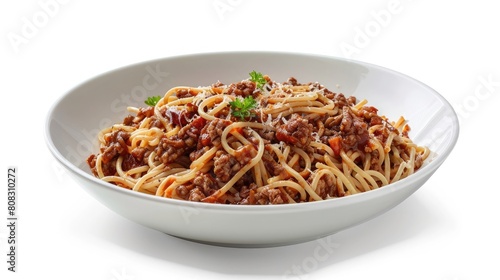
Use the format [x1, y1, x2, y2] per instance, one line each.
[237, 184, 254, 201]
[101, 130, 130, 164]
[122, 115, 135, 126]
[175, 88, 193, 98]
[276, 114, 313, 148]
[226, 80, 256, 97]
[325, 93, 356, 108]
[155, 116, 206, 164]
[131, 146, 148, 161]
[212, 81, 225, 88]
[198, 118, 232, 148]
[261, 146, 284, 176]
[123, 107, 163, 129]
[101, 160, 117, 176]
[234, 144, 257, 166]
[188, 188, 206, 202]
[150, 118, 164, 129]
[241, 187, 287, 205]
[86, 154, 116, 177]
[175, 184, 195, 200]
[259, 188, 285, 204]
[163, 103, 198, 127]
[87, 130, 132, 176]
[86, 154, 98, 176]
[213, 151, 239, 183]
[121, 147, 148, 171]
[212, 144, 255, 185]
[121, 154, 142, 171]
[193, 172, 218, 196]
[189, 146, 210, 162]
[284, 77, 298, 86]
[137, 106, 155, 119]
[323, 106, 373, 157]
[339, 106, 369, 151]
[359, 106, 383, 126]
[156, 136, 186, 164]
[257, 125, 275, 141]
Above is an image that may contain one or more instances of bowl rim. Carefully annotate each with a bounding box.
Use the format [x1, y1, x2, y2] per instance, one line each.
[44, 50, 460, 212]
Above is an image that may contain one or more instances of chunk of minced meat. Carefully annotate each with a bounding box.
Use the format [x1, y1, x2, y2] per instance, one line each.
[155, 116, 206, 164]
[275, 114, 313, 148]
[234, 144, 257, 166]
[193, 172, 218, 197]
[198, 118, 232, 148]
[340, 106, 369, 151]
[261, 146, 284, 176]
[101, 130, 130, 163]
[226, 80, 256, 97]
[213, 152, 239, 183]
[239, 187, 287, 205]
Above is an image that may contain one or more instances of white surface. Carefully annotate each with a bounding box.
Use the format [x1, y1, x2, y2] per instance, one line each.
[1, 0, 498, 279]
[45, 52, 459, 247]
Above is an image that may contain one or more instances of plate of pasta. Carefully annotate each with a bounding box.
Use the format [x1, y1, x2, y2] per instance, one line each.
[46, 52, 459, 246]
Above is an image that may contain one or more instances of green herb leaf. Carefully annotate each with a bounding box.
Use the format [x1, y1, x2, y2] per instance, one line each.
[229, 96, 257, 120]
[249, 70, 266, 90]
[144, 96, 161, 106]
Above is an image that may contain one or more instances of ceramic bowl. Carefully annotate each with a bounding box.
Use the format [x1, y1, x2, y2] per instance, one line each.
[45, 52, 459, 247]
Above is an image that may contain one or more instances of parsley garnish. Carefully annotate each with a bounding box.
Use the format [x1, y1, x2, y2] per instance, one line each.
[144, 96, 161, 106]
[229, 96, 257, 120]
[249, 70, 266, 90]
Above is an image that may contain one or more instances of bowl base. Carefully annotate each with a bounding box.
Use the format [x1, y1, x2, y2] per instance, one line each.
[167, 233, 334, 248]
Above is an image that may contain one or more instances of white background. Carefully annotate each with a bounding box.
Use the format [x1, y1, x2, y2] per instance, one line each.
[1, 0, 499, 279]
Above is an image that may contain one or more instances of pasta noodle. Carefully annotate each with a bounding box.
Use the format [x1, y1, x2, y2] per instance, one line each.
[86, 74, 430, 205]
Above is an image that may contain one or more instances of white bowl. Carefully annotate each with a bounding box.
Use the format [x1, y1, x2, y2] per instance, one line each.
[45, 52, 459, 247]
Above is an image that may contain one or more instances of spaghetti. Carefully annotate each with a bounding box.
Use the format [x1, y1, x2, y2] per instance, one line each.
[87, 73, 430, 204]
